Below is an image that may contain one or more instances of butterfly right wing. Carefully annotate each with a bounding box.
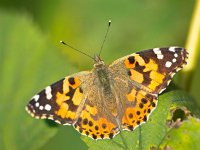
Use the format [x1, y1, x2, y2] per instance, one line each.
[109, 47, 188, 131]
[26, 71, 91, 125]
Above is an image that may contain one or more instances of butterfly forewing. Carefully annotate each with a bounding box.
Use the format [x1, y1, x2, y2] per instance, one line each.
[134, 47, 188, 94]
[116, 47, 188, 94]
[26, 71, 91, 125]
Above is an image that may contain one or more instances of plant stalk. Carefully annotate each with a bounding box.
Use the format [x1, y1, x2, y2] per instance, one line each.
[182, 0, 200, 91]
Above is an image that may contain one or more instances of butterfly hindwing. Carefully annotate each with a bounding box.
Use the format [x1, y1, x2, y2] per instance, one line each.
[73, 98, 120, 139]
[122, 89, 158, 131]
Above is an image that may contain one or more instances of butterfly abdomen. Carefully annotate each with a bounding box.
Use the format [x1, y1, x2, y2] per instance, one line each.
[95, 64, 112, 94]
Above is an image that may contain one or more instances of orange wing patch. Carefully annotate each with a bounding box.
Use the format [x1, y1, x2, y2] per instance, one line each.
[54, 77, 83, 123]
[143, 59, 158, 72]
[125, 55, 167, 93]
[74, 103, 119, 140]
[122, 89, 157, 131]
[26, 75, 87, 125]
[126, 88, 137, 102]
[129, 69, 144, 83]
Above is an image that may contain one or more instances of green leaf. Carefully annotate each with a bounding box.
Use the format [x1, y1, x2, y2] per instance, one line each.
[0, 11, 80, 150]
[81, 89, 199, 150]
[160, 118, 200, 150]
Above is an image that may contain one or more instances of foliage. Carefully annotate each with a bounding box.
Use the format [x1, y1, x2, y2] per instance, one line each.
[160, 118, 200, 150]
[0, 11, 85, 150]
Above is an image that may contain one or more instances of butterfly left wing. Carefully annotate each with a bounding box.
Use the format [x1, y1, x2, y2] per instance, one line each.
[26, 71, 120, 140]
[109, 47, 188, 130]
[26, 71, 91, 125]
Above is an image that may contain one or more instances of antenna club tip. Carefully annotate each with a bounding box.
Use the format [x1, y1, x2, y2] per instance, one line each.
[60, 40, 66, 45]
[108, 20, 111, 26]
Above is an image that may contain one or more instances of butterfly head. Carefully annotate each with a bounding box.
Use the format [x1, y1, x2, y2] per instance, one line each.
[93, 55, 105, 68]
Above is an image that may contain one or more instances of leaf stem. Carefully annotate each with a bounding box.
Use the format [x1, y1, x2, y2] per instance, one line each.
[182, 0, 200, 91]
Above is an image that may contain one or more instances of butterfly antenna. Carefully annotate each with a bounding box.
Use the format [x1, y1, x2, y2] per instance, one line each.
[60, 40, 94, 60]
[99, 20, 111, 56]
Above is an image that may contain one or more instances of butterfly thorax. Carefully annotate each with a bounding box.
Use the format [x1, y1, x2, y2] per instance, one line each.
[93, 55, 111, 94]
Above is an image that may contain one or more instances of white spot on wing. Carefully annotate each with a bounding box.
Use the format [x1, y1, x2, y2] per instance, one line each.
[159, 88, 166, 94]
[55, 120, 61, 124]
[35, 102, 39, 107]
[45, 104, 51, 111]
[153, 48, 160, 52]
[153, 48, 163, 59]
[48, 115, 54, 120]
[153, 48, 161, 54]
[157, 54, 164, 59]
[169, 47, 176, 52]
[170, 72, 176, 77]
[41, 115, 47, 119]
[176, 68, 181, 72]
[174, 53, 178, 58]
[45, 86, 52, 100]
[32, 95, 40, 102]
[165, 61, 172, 68]
[167, 80, 171, 85]
[172, 58, 176, 63]
[39, 105, 44, 110]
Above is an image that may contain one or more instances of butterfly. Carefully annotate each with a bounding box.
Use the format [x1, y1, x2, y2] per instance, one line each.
[26, 46, 188, 140]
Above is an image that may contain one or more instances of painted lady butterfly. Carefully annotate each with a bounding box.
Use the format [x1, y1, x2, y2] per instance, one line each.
[26, 45, 188, 140]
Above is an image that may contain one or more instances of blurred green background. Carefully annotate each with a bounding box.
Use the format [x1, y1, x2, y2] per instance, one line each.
[0, 0, 200, 150]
